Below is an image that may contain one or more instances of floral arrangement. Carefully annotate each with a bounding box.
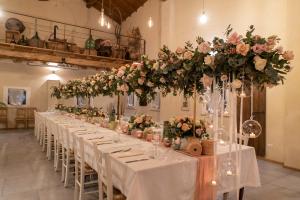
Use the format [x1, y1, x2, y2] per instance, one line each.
[212, 25, 294, 88]
[127, 56, 158, 105]
[54, 104, 106, 118]
[128, 114, 156, 131]
[108, 64, 133, 96]
[156, 37, 213, 97]
[168, 116, 208, 139]
[51, 25, 294, 106]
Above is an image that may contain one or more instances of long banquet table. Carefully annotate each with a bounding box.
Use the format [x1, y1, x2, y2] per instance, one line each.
[36, 112, 261, 200]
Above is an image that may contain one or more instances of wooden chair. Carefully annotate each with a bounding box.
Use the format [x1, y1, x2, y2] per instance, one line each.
[93, 143, 126, 200]
[74, 137, 98, 200]
[15, 108, 27, 128]
[0, 107, 8, 129]
[223, 134, 249, 200]
[26, 107, 37, 128]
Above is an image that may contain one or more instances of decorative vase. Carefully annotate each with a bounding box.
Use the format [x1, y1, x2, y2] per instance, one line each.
[163, 137, 172, 147]
[109, 121, 117, 130]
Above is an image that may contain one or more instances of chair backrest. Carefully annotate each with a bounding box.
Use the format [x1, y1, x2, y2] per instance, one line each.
[237, 134, 249, 146]
[16, 108, 26, 119]
[93, 144, 113, 200]
[0, 107, 8, 118]
[27, 107, 37, 119]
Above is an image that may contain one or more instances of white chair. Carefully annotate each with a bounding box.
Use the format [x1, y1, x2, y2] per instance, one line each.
[74, 137, 98, 200]
[46, 120, 55, 160]
[61, 128, 75, 187]
[93, 143, 126, 200]
[54, 124, 63, 171]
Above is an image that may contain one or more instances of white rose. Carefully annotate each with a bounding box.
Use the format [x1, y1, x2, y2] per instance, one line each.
[147, 81, 154, 87]
[138, 77, 145, 85]
[254, 56, 267, 71]
[160, 77, 166, 84]
[231, 79, 242, 89]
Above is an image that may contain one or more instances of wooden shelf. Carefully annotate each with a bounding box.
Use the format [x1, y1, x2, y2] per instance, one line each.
[0, 42, 132, 69]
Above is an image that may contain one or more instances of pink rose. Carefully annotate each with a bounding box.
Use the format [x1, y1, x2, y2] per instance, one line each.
[276, 46, 283, 54]
[227, 32, 242, 45]
[236, 42, 250, 56]
[252, 44, 267, 54]
[221, 74, 228, 81]
[181, 123, 191, 132]
[176, 47, 185, 54]
[201, 74, 213, 88]
[117, 70, 125, 77]
[282, 51, 294, 60]
[183, 51, 193, 60]
[198, 42, 211, 54]
[134, 117, 143, 124]
[204, 55, 215, 66]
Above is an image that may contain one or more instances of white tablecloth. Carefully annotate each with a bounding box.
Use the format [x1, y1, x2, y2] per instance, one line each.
[37, 112, 260, 200]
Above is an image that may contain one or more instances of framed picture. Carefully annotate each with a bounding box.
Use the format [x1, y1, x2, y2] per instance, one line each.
[3, 86, 31, 106]
[181, 96, 190, 111]
[150, 93, 160, 111]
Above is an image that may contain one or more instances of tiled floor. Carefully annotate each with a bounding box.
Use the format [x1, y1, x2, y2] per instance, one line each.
[1, 129, 300, 200]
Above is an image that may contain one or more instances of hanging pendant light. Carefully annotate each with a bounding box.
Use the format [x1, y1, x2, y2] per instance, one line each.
[99, 0, 106, 27]
[198, 0, 208, 24]
[148, 16, 153, 28]
[107, 21, 111, 29]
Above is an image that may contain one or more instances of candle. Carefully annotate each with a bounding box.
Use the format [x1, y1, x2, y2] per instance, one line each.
[219, 139, 225, 145]
[250, 133, 256, 138]
[211, 180, 217, 186]
[226, 170, 233, 176]
[223, 110, 229, 116]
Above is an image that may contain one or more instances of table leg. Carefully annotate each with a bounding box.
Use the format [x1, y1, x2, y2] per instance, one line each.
[239, 187, 245, 200]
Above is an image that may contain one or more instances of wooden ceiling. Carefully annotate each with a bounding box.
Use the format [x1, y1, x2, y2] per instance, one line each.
[83, 0, 148, 24]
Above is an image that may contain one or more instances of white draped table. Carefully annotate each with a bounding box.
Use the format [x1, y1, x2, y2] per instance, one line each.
[36, 112, 260, 200]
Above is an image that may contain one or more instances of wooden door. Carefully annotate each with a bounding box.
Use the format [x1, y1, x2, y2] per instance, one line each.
[237, 88, 266, 156]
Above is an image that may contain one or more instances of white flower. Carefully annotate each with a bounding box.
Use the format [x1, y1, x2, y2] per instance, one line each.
[147, 81, 154, 87]
[153, 62, 159, 70]
[91, 80, 95, 85]
[160, 77, 166, 84]
[231, 79, 242, 89]
[138, 77, 145, 85]
[135, 89, 142, 95]
[254, 56, 267, 71]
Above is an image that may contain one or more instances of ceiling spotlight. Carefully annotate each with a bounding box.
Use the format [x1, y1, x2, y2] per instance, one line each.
[148, 17, 153, 28]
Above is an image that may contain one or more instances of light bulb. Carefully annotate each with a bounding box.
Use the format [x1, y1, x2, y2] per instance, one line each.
[199, 12, 208, 24]
[148, 17, 153, 28]
[99, 8, 105, 27]
[107, 21, 111, 29]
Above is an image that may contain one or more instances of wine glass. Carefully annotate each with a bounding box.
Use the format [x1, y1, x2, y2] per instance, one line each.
[151, 127, 161, 159]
